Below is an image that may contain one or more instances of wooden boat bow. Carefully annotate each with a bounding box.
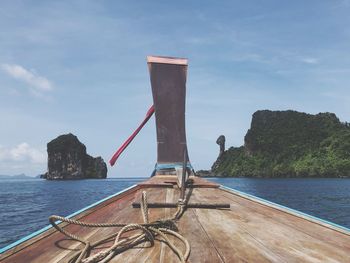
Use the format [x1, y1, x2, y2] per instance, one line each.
[1, 176, 350, 262]
[1, 56, 350, 262]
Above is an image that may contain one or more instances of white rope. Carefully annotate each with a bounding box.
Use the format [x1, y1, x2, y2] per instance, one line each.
[49, 191, 191, 263]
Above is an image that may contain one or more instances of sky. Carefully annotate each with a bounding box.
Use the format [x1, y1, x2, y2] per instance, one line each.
[0, 0, 349, 177]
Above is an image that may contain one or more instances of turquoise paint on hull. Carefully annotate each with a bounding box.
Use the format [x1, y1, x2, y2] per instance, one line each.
[2, 182, 349, 255]
[220, 185, 350, 233]
[0, 184, 137, 254]
[155, 163, 193, 170]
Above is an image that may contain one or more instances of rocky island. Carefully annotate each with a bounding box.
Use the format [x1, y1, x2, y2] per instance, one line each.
[207, 110, 350, 178]
[42, 133, 107, 180]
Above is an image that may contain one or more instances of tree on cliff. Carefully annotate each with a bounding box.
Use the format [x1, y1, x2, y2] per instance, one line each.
[212, 110, 350, 178]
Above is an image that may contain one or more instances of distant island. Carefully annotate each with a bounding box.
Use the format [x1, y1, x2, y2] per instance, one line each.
[0, 174, 35, 180]
[41, 133, 107, 180]
[203, 110, 350, 178]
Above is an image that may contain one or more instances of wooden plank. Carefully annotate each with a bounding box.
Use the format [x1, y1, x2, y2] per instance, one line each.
[0, 185, 140, 262]
[138, 176, 219, 188]
[159, 188, 224, 263]
[219, 188, 350, 250]
[109, 187, 167, 263]
[159, 187, 177, 263]
[2, 177, 350, 262]
[58, 187, 167, 263]
[147, 56, 188, 66]
[221, 186, 350, 237]
[2, 188, 141, 263]
[190, 188, 281, 262]
[192, 188, 350, 262]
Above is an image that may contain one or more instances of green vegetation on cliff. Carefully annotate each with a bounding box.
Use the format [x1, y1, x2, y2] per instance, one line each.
[212, 110, 350, 178]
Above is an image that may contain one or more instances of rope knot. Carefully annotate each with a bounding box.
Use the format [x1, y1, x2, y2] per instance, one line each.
[50, 191, 190, 263]
[177, 199, 186, 207]
[152, 219, 178, 231]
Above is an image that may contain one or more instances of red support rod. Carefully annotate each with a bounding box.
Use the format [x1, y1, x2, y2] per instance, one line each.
[109, 105, 155, 166]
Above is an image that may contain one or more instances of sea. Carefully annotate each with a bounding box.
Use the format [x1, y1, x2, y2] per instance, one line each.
[0, 177, 349, 249]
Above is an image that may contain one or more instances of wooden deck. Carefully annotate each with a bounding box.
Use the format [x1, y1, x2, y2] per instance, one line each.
[1, 176, 349, 262]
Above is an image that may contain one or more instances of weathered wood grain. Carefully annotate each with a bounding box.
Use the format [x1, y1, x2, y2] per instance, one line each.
[192, 188, 350, 262]
[138, 175, 219, 188]
[160, 188, 223, 263]
[1, 177, 349, 263]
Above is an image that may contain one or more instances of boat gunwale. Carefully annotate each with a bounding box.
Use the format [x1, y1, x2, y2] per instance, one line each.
[0, 184, 140, 258]
[0, 175, 217, 258]
[2, 180, 350, 261]
[220, 185, 350, 236]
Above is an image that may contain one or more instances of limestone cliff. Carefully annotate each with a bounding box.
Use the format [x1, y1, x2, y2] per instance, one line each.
[211, 110, 350, 178]
[43, 133, 107, 180]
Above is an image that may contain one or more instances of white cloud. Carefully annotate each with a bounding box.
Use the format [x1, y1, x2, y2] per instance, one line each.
[0, 143, 46, 164]
[230, 53, 272, 64]
[300, 57, 319, 64]
[1, 63, 53, 93]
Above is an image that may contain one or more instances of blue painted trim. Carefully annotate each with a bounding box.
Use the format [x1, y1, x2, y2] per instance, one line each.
[220, 185, 350, 233]
[155, 162, 193, 170]
[0, 184, 138, 254]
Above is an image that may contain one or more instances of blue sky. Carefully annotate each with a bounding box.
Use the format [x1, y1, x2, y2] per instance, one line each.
[0, 0, 349, 177]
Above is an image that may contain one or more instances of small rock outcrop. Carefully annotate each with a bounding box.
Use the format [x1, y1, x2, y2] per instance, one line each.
[210, 135, 226, 173]
[43, 133, 107, 180]
[216, 135, 225, 157]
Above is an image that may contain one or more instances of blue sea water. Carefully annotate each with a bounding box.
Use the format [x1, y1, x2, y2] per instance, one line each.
[0, 177, 349, 249]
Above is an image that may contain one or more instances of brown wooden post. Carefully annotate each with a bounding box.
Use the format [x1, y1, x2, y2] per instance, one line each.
[147, 56, 192, 175]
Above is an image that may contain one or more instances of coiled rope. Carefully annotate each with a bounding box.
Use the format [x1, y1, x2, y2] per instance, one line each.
[49, 191, 190, 263]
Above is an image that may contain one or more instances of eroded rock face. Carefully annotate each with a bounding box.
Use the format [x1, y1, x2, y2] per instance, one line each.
[210, 135, 226, 174]
[44, 133, 107, 180]
[216, 135, 225, 157]
[212, 110, 350, 178]
[85, 156, 108, 179]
